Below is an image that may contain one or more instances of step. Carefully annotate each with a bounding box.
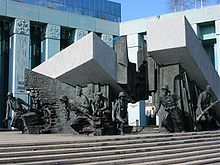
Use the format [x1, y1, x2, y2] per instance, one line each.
[173, 157, 220, 165]
[1, 136, 220, 159]
[1, 138, 220, 164]
[127, 152, 220, 165]
[1, 130, 220, 147]
[1, 132, 220, 153]
[15, 146, 220, 165]
[2, 131, 220, 164]
[75, 148, 220, 165]
[0, 137, 220, 162]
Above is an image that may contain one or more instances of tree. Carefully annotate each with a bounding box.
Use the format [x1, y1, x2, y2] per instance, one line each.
[168, 0, 211, 12]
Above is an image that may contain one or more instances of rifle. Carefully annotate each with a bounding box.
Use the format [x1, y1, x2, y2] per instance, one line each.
[71, 100, 93, 119]
[196, 100, 219, 121]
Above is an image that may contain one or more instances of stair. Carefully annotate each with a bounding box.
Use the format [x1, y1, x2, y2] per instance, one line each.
[1, 131, 220, 164]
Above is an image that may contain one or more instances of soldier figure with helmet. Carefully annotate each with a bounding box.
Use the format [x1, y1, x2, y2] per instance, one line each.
[112, 91, 128, 135]
[154, 85, 184, 133]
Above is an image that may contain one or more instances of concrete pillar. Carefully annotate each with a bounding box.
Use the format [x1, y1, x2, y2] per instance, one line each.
[127, 33, 146, 126]
[9, 18, 30, 100]
[74, 29, 88, 42]
[215, 20, 220, 75]
[101, 34, 113, 48]
[41, 24, 60, 62]
[127, 33, 143, 71]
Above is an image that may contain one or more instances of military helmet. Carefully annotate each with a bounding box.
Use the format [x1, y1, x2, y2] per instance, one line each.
[118, 92, 126, 98]
[59, 95, 68, 101]
[162, 85, 169, 91]
[7, 92, 13, 97]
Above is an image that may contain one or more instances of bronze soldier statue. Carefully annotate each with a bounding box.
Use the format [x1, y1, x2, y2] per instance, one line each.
[196, 85, 219, 130]
[60, 87, 94, 134]
[112, 92, 128, 135]
[154, 85, 184, 133]
[92, 91, 108, 117]
[4, 92, 29, 130]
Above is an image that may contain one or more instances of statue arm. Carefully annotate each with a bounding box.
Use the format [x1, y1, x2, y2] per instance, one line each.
[91, 101, 95, 112]
[17, 98, 30, 110]
[4, 101, 10, 120]
[81, 96, 90, 109]
[197, 94, 203, 113]
[153, 97, 162, 117]
[210, 95, 214, 105]
[100, 99, 108, 111]
[112, 101, 118, 121]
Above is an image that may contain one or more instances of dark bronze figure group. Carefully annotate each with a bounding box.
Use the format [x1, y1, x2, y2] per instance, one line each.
[4, 92, 29, 131]
[59, 88, 129, 136]
[4, 89, 57, 134]
[4, 86, 129, 135]
[154, 84, 219, 133]
[4, 83, 220, 135]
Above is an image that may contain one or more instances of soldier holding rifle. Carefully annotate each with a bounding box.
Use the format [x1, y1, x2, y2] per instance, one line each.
[196, 85, 219, 130]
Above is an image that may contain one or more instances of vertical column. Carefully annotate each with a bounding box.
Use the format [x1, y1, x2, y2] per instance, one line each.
[41, 24, 60, 62]
[0, 22, 9, 127]
[74, 29, 88, 42]
[101, 34, 113, 48]
[127, 33, 143, 71]
[0, 24, 3, 126]
[9, 18, 30, 101]
[215, 20, 220, 75]
[127, 33, 147, 126]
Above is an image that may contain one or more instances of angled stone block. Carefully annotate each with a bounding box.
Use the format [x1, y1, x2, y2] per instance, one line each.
[33, 32, 123, 92]
[147, 16, 220, 102]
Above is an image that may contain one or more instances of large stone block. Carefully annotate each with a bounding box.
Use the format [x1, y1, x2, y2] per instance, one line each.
[33, 32, 122, 92]
[147, 16, 220, 101]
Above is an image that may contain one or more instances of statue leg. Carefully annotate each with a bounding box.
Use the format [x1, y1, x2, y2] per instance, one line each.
[70, 118, 82, 133]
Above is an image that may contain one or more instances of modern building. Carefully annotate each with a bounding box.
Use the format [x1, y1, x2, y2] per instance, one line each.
[1, 0, 220, 127]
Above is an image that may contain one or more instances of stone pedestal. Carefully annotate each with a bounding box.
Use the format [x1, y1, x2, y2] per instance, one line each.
[41, 24, 60, 62]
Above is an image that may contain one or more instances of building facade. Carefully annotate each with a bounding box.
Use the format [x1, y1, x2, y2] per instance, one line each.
[1, 0, 220, 127]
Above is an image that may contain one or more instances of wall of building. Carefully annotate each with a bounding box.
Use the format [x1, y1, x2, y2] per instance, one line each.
[1, 0, 119, 35]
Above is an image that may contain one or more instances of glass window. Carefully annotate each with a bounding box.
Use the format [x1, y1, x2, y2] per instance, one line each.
[30, 25, 42, 69]
[202, 39, 216, 66]
[11, 0, 121, 22]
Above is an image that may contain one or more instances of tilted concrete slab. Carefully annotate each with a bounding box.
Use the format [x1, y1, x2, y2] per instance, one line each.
[147, 16, 220, 101]
[33, 32, 123, 92]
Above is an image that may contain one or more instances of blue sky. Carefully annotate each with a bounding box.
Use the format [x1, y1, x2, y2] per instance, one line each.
[112, 0, 170, 21]
[112, 0, 220, 21]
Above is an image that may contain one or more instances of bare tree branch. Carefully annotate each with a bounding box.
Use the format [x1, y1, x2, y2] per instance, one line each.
[168, 0, 212, 12]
